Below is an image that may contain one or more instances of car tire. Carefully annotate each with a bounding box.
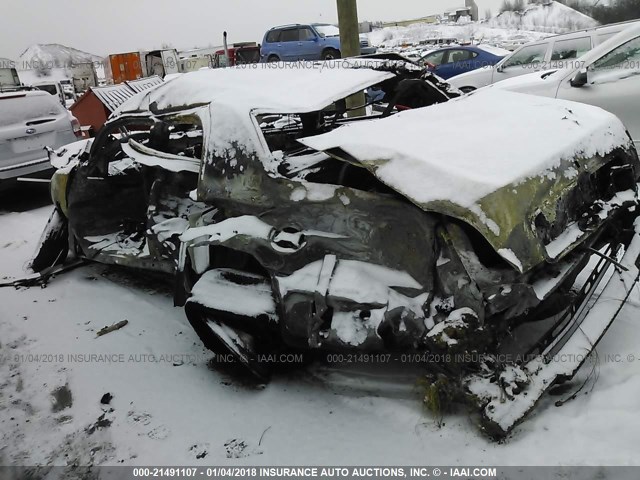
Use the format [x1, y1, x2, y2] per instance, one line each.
[322, 49, 341, 60]
[460, 86, 476, 94]
[267, 55, 280, 63]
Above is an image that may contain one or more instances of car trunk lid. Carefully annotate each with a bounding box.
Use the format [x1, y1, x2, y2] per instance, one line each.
[0, 93, 74, 170]
[299, 89, 637, 272]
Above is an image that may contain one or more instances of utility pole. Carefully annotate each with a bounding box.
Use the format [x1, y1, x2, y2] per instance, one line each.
[336, 0, 366, 117]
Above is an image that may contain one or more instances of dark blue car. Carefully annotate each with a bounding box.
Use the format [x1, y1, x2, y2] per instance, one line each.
[260, 23, 377, 62]
[420, 45, 508, 79]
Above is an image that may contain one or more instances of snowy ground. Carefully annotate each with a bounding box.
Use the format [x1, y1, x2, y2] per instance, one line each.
[1, 186, 640, 467]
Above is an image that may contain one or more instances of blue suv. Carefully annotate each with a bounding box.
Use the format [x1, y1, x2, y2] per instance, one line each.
[260, 23, 377, 62]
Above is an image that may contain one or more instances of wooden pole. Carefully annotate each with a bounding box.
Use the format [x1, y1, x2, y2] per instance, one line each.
[337, 0, 366, 117]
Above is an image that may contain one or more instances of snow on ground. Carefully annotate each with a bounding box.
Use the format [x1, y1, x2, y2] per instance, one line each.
[1, 192, 640, 467]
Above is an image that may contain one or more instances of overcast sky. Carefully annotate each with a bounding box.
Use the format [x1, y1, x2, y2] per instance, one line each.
[2, 0, 506, 59]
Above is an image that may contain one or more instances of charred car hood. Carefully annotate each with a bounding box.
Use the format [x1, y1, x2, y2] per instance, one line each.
[300, 89, 636, 272]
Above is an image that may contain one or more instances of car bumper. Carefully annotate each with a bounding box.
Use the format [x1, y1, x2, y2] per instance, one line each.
[360, 46, 378, 55]
[0, 156, 54, 182]
[465, 218, 640, 437]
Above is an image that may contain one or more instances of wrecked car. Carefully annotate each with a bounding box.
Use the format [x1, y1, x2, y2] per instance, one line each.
[31, 60, 640, 438]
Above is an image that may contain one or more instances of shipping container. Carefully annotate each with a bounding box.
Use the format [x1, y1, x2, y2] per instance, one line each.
[109, 52, 143, 84]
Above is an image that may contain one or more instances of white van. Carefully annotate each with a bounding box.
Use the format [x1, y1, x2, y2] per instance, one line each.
[449, 20, 640, 92]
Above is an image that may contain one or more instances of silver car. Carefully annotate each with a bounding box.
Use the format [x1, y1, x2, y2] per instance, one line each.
[449, 20, 640, 93]
[492, 23, 640, 148]
[0, 89, 80, 185]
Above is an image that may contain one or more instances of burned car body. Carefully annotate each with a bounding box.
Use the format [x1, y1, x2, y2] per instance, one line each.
[33, 61, 640, 437]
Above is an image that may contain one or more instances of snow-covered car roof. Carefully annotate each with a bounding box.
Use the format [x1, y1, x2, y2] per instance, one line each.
[475, 44, 511, 56]
[114, 59, 407, 117]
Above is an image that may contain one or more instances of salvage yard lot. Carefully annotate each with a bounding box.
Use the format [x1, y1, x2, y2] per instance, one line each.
[1, 189, 640, 467]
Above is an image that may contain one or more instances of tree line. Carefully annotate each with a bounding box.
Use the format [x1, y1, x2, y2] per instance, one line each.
[498, 0, 639, 23]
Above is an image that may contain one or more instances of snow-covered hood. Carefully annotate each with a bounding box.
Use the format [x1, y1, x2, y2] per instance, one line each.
[447, 65, 494, 89]
[489, 68, 565, 95]
[300, 89, 634, 271]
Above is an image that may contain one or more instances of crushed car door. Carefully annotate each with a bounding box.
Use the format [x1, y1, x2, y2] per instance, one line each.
[121, 116, 209, 267]
[66, 116, 206, 273]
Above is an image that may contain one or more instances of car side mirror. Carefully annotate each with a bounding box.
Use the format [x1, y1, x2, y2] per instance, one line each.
[496, 64, 505, 73]
[312, 36, 319, 42]
[570, 68, 589, 88]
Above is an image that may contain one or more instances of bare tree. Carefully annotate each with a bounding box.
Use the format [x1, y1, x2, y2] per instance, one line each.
[591, 0, 640, 23]
[513, 0, 527, 11]
[500, 0, 514, 13]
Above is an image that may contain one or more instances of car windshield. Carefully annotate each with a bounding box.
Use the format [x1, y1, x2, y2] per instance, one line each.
[0, 94, 64, 127]
[35, 85, 57, 95]
[314, 24, 340, 38]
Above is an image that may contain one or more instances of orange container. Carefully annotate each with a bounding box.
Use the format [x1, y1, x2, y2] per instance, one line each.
[109, 52, 143, 84]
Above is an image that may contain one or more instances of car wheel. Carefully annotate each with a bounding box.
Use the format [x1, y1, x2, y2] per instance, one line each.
[460, 86, 476, 94]
[267, 55, 280, 63]
[322, 49, 341, 60]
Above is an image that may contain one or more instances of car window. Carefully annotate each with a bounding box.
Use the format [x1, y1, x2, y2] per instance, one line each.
[0, 94, 65, 128]
[446, 49, 474, 63]
[91, 117, 204, 177]
[596, 32, 617, 44]
[551, 37, 591, 61]
[266, 30, 281, 43]
[591, 36, 640, 72]
[423, 50, 447, 66]
[502, 43, 548, 68]
[299, 27, 316, 41]
[279, 28, 299, 43]
[314, 25, 340, 38]
[35, 85, 58, 96]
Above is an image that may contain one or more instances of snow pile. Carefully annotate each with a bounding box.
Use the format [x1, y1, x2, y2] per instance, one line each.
[368, 2, 595, 53]
[487, 1, 598, 34]
[18, 68, 73, 85]
[368, 21, 549, 55]
[17, 43, 103, 71]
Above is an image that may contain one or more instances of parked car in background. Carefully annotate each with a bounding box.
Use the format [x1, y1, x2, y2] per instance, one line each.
[419, 45, 509, 79]
[492, 23, 640, 148]
[32, 81, 66, 106]
[0, 90, 81, 186]
[449, 20, 640, 92]
[59, 79, 78, 106]
[261, 23, 376, 62]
